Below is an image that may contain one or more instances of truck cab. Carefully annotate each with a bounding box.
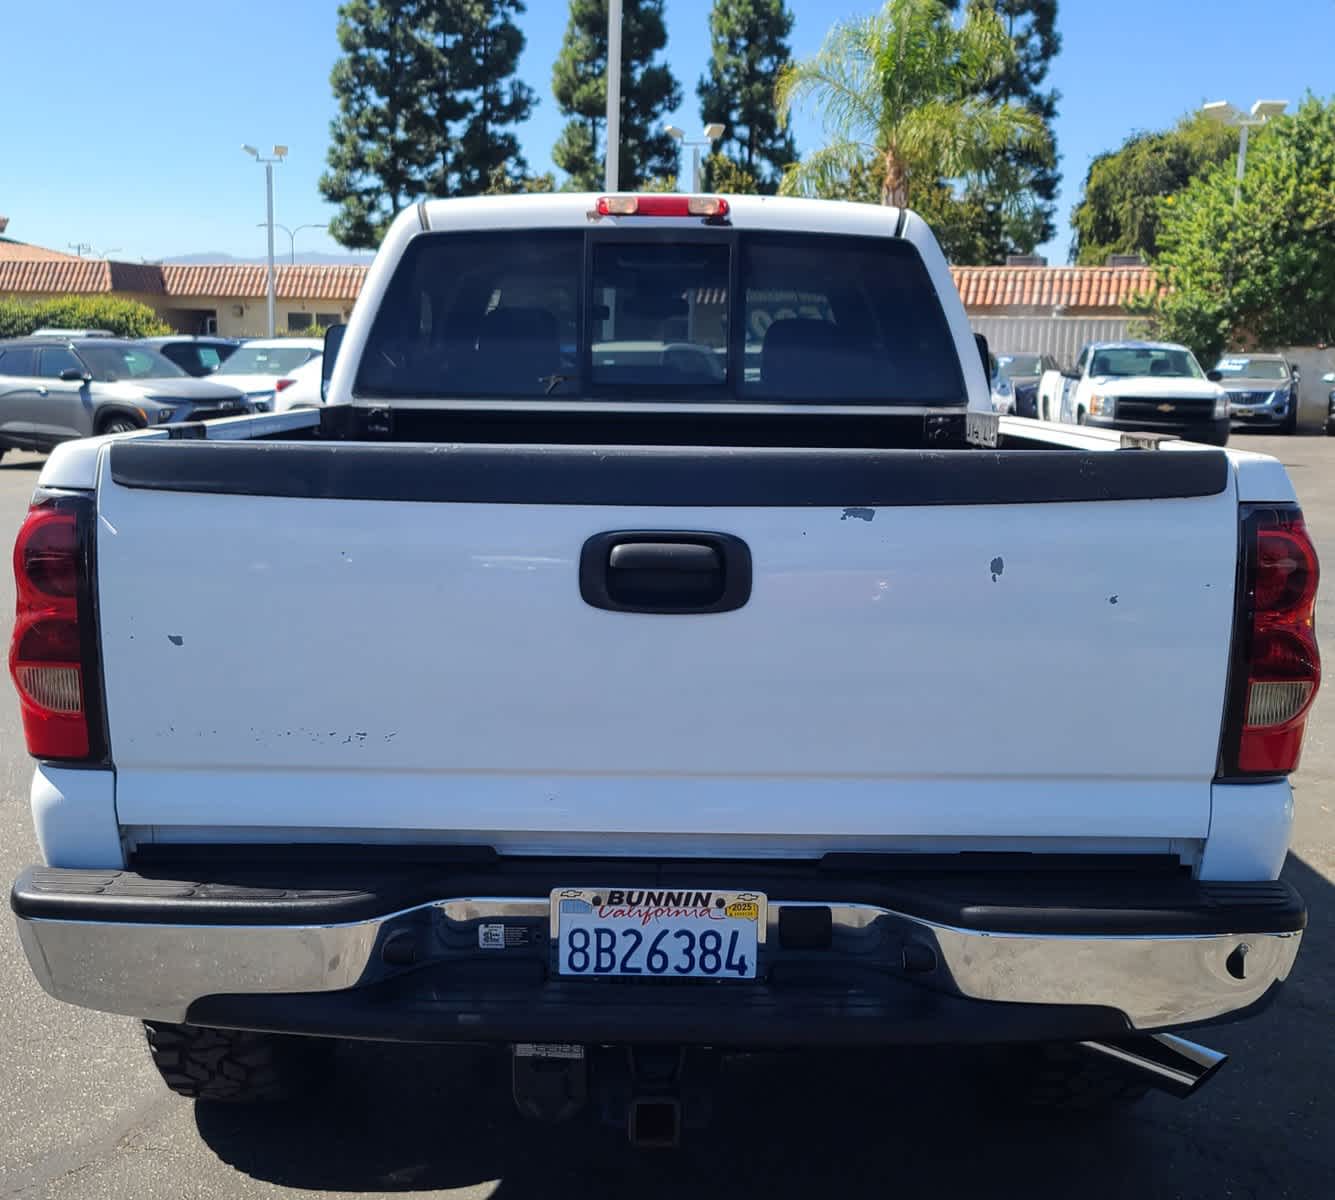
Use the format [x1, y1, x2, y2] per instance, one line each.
[1038, 340, 1231, 445]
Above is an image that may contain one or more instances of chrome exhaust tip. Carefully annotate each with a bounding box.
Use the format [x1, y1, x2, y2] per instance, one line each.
[1078, 1033, 1228, 1099]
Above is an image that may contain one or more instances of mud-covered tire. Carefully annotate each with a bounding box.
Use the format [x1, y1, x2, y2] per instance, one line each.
[979, 1043, 1151, 1115]
[144, 1021, 330, 1103]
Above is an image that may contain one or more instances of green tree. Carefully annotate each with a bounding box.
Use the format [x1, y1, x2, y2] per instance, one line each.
[482, 165, 557, 195]
[1070, 112, 1238, 265]
[697, 0, 797, 192]
[321, 1, 535, 249]
[776, 0, 1045, 212]
[703, 152, 759, 194]
[434, 1, 536, 196]
[803, 154, 1010, 265]
[1144, 96, 1335, 366]
[915, 179, 1006, 263]
[551, 0, 682, 190]
[321, 1, 443, 249]
[945, 1, 1061, 257]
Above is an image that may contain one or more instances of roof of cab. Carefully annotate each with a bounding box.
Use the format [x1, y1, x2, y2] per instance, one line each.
[416, 192, 907, 238]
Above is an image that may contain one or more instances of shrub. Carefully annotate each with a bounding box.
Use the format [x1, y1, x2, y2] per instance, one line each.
[0, 296, 172, 339]
[1143, 95, 1335, 365]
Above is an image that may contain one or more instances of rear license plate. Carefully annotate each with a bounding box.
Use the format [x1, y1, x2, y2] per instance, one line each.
[552, 888, 766, 979]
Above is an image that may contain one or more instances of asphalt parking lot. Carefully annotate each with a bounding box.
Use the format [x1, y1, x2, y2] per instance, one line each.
[1, 433, 1333, 1200]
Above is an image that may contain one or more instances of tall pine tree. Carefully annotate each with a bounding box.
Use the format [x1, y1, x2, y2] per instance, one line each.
[697, 0, 797, 193]
[552, 0, 682, 190]
[946, 0, 1060, 259]
[321, 1, 443, 249]
[321, 1, 535, 249]
[436, 0, 536, 195]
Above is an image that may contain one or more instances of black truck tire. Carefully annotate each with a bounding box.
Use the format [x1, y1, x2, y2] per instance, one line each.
[979, 1043, 1151, 1115]
[143, 1021, 330, 1102]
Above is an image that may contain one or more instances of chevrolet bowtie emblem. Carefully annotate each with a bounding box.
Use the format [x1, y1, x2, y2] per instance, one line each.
[1157, 403, 1175, 413]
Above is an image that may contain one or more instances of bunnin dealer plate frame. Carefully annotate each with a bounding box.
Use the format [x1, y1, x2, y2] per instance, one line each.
[551, 886, 768, 981]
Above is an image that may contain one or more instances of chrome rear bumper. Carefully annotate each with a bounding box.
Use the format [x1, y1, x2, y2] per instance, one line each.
[14, 889, 1302, 1033]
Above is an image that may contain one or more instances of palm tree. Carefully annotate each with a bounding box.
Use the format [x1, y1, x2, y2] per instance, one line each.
[776, 0, 1046, 208]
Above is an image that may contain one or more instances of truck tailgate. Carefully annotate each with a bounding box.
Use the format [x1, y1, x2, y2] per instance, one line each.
[95, 442, 1239, 851]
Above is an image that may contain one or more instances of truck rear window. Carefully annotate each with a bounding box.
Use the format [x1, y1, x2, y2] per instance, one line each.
[356, 230, 964, 406]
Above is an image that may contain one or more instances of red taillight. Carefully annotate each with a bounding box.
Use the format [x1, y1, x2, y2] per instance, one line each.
[275, 378, 296, 393]
[9, 500, 92, 759]
[1222, 506, 1321, 776]
[595, 195, 730, 219]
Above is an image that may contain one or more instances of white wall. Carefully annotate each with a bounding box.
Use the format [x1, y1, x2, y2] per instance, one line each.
[970, 316, 1143, 369]
[1277, 346, 1335, 430]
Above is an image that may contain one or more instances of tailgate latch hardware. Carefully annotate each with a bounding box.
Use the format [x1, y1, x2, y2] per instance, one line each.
[579, 531, 752, 614]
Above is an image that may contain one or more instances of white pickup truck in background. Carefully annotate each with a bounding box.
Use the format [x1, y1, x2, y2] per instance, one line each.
[8, 194, 1318, 1144]
[1037, 340, 1232, 445]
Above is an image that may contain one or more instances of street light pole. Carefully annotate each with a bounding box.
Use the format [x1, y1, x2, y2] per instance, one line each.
[264, 162, 276, 335]
[242, 144, 289, 337]
[1233, 124, 1249, 205]
[289, 223, 326, 265]
[1202, 100, 1288, 204]
[664, 124, 727, 191]
[261, 223, 329, 265]
[605, 0, 623, 191]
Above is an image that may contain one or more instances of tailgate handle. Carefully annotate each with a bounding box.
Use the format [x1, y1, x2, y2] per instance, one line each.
[581, 532, 752, 614]
[608, 542, 719, 573]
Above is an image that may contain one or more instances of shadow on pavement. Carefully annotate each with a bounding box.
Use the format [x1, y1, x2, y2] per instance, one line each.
[0, 459, 42, 471]
[196, 1044, 1163, 1199]
[195, 853, 1334, 1199]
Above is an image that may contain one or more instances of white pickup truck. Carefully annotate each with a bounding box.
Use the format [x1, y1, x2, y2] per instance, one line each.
[1036, 340, 1232, 445]
[9, 194, 1318, 1143]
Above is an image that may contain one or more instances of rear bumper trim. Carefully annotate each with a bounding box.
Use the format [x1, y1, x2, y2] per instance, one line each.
[13, 877, 1304, 1036]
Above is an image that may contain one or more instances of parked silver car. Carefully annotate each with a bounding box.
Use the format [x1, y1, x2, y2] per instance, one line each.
[0, 337, 254, 459]
[1212, 353, 1300, 434]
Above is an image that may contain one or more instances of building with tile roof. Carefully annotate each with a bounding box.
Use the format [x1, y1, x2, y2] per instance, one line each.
[153, 264, 366, 335]
[0, 237, 83, 263]
[949, 265, 1160, 316]
[0, 240, 365, 336]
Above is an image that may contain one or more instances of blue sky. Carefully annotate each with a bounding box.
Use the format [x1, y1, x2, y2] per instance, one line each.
[1, 0, 1331, 264]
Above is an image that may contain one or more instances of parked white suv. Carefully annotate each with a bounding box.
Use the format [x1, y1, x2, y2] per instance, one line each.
[210, 337, 322, 411]
[270, 355, 324, 410]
